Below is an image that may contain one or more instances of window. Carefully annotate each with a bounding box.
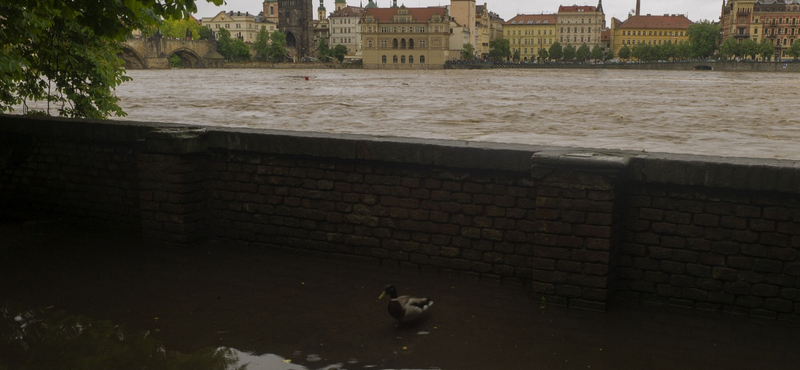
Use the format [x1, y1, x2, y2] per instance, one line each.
[419, 40, 426, 47]
[420, 55, 425, 63]
[382, 55, 387, 63]
[369, 39, 373, 47]
[401, 39, 406, 49]
[409, 55, 414, 63]
[393, 55, 398, 63]
[393, 38, 398, 49]
[401, 55, 406, 63]
[409, 38, 414, 49]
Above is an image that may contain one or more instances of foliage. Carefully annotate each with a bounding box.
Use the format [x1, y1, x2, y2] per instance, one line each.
[512, 49, 521, 62]
[160, 17, 202, 39]
[461, 43, 475, 60]
[687, 21, 720, 59]
[760, 39, 776, 61]
[618, 45, 631, 60]
[590, 45, 603, 62]
[741, 38, 759, 60]
[563, 44, 576, 61]
[252, 26, 272, 61]
[676, 42, 692, 60]
[216, 28, 251, 62]
[0, 305, 244, 370]
[198, 26, 213, 40]
[576, 44, 590, 62]
[318, 38, 332, 61]
[489, 38, 510, 61]
[538, 48, 549, 61]
[267, 30, 289, 61]
[0, 0, 223, 119]
[331, 45, 349, 62]
[549, 42, 563, 61]
[169, 54, 183, 68]
[787, 40, 800, 60]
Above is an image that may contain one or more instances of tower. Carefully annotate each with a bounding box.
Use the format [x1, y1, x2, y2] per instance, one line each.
[451, 0, 477, 48]
[278, 0, 314, 58]
[335, 0, 347, 11]
[318, 0, 327, 20]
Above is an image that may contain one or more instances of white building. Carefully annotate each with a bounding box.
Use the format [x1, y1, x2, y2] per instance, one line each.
[329, 4, 366, 57]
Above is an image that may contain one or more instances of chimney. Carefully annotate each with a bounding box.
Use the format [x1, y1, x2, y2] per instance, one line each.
[636, 0, 640, 16]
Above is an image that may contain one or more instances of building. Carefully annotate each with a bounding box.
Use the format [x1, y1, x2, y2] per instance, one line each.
[450, 19, 472, 59]
[201, 11, 276, 43]
[329, 3, 366, 57]
[361, 5, 451, 69]
[450, 0, 477, 48]
[610, 13, 693, 57]
[263, 0, 280, 23]
[475, 3, 504, 58]
[278, 0, 314, 58]
[721, 0, 800, 59]
[504, 14, 558, 62]
[313, 0, 330, 51]
[557, 1, 607, 48]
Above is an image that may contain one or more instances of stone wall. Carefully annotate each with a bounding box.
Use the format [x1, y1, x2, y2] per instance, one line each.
[1, 115, 798, 318]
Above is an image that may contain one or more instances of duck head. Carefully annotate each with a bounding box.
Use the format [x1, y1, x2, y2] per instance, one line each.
[379, 284, 398, 299]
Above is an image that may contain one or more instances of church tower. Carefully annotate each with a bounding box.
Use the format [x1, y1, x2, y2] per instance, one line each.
[335, 0, 347, 11]
[278, 0, 314, 58]
[318, 0, 327, 20]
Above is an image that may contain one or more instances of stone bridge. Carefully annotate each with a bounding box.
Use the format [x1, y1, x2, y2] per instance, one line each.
[120, 38, 224, 69]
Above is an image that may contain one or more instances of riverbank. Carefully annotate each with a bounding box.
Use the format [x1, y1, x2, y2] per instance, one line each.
[218, 60, 800, 72]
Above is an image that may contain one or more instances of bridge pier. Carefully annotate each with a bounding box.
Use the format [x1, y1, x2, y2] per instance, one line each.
[120, 38, 224, 69]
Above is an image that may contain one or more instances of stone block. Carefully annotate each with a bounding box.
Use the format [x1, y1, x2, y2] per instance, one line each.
[751, 284, 780, 297]
[754, 259, 783, 273]
[736, 296, 764, 308]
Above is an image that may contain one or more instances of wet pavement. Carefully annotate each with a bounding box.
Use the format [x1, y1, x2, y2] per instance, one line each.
[2, 220, 800, 370]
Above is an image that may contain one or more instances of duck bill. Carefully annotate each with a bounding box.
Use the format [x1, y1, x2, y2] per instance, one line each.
[379, 291, 386, 300]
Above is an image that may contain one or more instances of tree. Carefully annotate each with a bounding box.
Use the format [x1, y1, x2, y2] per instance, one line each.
[160, 17, 202, 39]
[216, 28, 251, 62]
[198, 26, 213, 40]
[267, 30, 289, 61]
[538, 48, 550, 62]
[687, 20, 721, 59]
[660, 41, 677, 61]
[0, 0, 223, 119]
[563, 44, 577, 61]
[604, 47, 614, 62]
[590, 45, 603, 62]
[576, 44, 590, 62]
[489, 38, 510, 61]
[318, 38, 332, 61]
[742, 38, 759, 60]
[618, 45, 631, 60]
[549, 42, 563, 61]
[676, 42, 693, 60]
[512, 49, 521, 62]
[760, 39, 776, 61]
[719, 37, 738, 60]
[252, 26, 271, 61]
[461, 43, 475, 60]
[332, 44, 349, 62]
[786, 41, 800, 61]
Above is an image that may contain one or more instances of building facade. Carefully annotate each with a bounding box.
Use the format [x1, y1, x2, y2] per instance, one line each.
[329, 4, 366, 56]
[721, 0, 800, 59]
[450, 0, 477, 48]
[557, 1, 606, 48]
[504, 14, 558, 62]
[361, 6, 451, 69]
[201, 11, 276, 43]
[475, 3, 504, 59]
[278, 0, 314, 58]
[263, 0, 280, 23]
[610, 14, 693, 57]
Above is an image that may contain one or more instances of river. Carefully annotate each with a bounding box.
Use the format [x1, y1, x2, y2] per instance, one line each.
[113, 69, 800, 160]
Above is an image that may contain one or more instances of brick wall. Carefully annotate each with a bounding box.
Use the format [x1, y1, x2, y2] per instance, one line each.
[1, 116, 798, 318]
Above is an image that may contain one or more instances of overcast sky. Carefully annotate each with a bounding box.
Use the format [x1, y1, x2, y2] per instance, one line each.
[194, 0, 723, 22]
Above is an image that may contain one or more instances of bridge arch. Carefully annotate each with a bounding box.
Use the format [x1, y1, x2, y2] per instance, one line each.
[169, 48, 205, 68]
[119, 46, 146, 69]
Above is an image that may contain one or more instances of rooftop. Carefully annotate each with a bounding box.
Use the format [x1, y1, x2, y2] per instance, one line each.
[618, 14, 694, 29]
[505, 14, 557, 26]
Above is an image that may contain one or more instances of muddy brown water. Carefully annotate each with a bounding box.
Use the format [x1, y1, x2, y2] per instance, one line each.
[98, 68, 800, 160]
[1, 221, 799, 369]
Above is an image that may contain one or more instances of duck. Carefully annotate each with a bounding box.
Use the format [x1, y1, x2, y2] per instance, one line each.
[378, 284, 433, 323]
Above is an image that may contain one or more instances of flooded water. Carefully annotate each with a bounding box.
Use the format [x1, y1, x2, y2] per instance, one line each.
[109, 68, 800, 160]
[2, 221, 800, 370]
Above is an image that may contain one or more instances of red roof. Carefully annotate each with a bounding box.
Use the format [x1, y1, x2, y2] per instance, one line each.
[365, 7, 448, 24]
[558, 5, 598, 13]
[331, 6, 364, 17]
[618, 15, 694, 29]
[505, 14, 557, 26]
[601, 29, 611, 41]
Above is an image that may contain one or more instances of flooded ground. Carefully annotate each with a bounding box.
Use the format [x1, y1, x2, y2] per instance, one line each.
[2, 221, 800, 370]
[102, 69, 800, 160]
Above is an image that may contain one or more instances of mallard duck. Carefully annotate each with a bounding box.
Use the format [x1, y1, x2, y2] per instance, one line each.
[379, 284, 433, 323]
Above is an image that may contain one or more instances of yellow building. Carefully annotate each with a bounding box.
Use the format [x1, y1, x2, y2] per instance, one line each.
[201, 11, 277, 43]
[361, 6, 451, 69]
[557, 2, 607, 48]
[610, 14, 693, 57]
[504, 14, 558, 62]
[721, 0, 800, 59]
[476, 3, 505, 58]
